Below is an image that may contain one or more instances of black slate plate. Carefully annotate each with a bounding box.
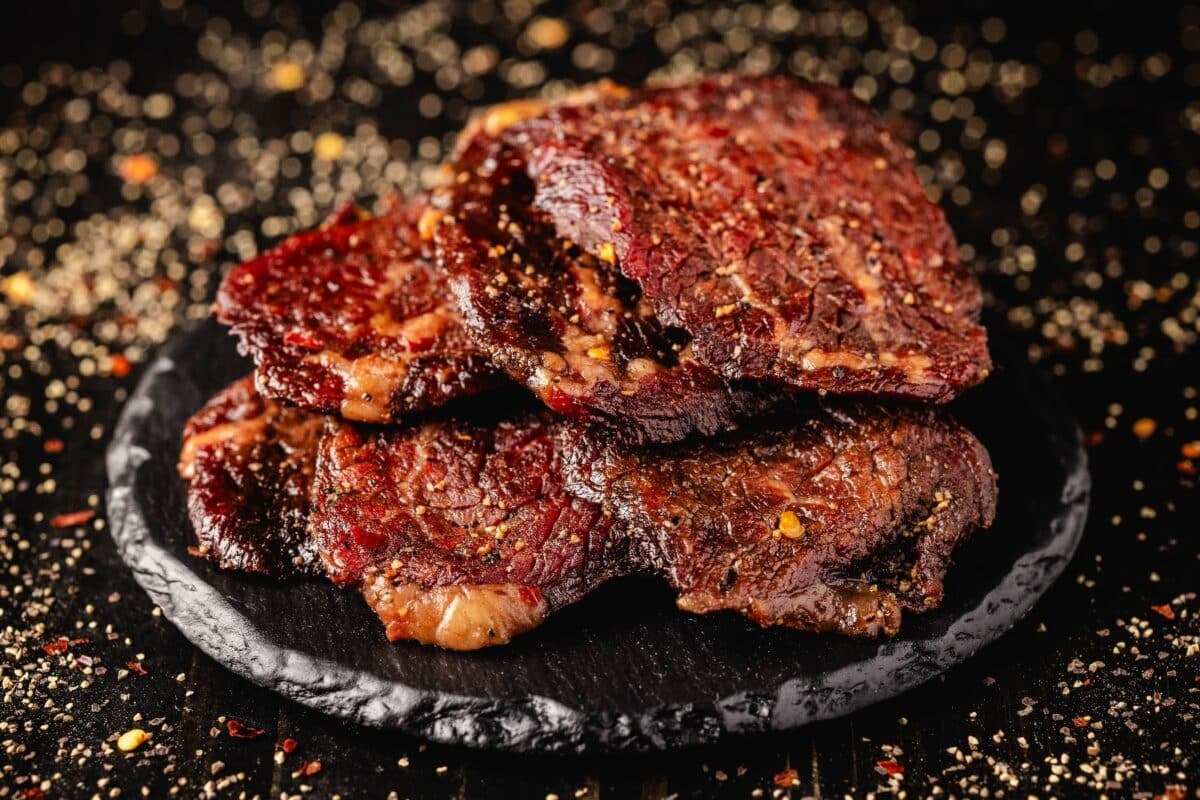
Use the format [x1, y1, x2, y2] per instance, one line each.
[105, 318, 1088, 753]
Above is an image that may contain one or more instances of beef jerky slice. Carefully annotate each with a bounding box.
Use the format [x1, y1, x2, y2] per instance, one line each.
[433, 130, 770, 444]
[508, 74, 991, 402]
[178, 376, 322, 577]
[215, 201, 503, 423]
[309, 412, 626, 650]
[563, 404, 997, 637]
[182, 393, 995, 646]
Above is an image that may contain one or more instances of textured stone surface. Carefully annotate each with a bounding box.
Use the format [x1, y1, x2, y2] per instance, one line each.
[106, 318, 1088, 753]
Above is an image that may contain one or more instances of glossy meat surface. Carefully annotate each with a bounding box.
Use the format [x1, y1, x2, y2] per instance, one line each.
[309, 411, 626, 648]
[434, 125, 772, 444]
[562, 404, 997, 637]
[500, 75, 991, 402]
[216, 201, 504, 423]
[178, 376, 322, 577]
[313, 401, 993, 644]
[181, 381, 995, 647]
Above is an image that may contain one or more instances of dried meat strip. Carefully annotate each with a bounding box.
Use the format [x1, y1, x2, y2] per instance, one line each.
[562, 404, 997, 637]
[434, 130, 771, 444]
[492, 74, 992, 402]
[178, 376, 322, 577]
[216, 201, 504, 423]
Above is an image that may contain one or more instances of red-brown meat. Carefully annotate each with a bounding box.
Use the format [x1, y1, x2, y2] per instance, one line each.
[433, 127, 772, 444]
[309, 411, 627, 649]
[562, 404, 997, 637]
[178, 376, 322, 577]
[180, 379, 995, 648]
[216, 201, 504, 423]
[481, 75, 992, 402]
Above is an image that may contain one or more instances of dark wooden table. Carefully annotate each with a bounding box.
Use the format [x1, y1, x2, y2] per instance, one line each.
[2, 2, 1197, 798]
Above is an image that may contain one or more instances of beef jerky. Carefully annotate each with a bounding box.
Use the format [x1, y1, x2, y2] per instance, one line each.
[216, 201, 503, 423]
[500, 74, 991, 402]
[178, 376, 322, 576]
[562, 404, 997, 637]
[434, 131, 770, 444]
[309, 411, 626, 649]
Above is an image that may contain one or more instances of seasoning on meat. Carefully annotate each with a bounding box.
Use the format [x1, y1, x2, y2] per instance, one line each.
[493, 74, 992, 402]
[308, 410, 626, 649]
[434, 129, 772, 444]
[215, 201, 504, 424]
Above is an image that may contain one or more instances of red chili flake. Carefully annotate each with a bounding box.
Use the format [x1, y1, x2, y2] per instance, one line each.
[1183, 441, 1200, 460]
[227, 719, 266, 739]
[1158, 786, 1187, 800]
[517, 586, 543, 607]
[772, 768, 799, 789]
[110, 354, 132, 378]
[0, 332, 21, 350]
[50, 509, 95, 528]
[18, 789, 44, 800]
[283, 330, 323, 350]
[875, 760, 904, 777]
[1178, 459, 1197, 476]
[1151, 604, 1176, 620]
[1072, 716, 1090, 728]
[1085, 431, 1104, 447]
[42, 637, 70, 656]
[127, 660, 148, 676]
[300, 760, 322, 777]
[282, 737, 298, 753]
[43, 438, 64, 454]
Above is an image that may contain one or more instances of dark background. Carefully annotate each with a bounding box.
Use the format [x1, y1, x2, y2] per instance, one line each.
[1, 1, 1197, 798]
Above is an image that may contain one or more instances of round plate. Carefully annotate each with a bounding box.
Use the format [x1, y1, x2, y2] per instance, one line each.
[105, 318, 1088, 753]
